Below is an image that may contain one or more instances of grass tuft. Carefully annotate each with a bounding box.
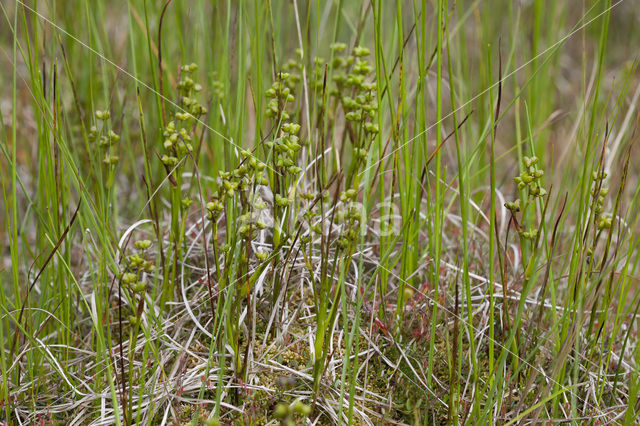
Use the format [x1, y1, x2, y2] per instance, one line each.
[1, 0, 639, 424]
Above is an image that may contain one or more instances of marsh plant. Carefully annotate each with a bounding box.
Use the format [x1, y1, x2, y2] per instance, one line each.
[1, 1, 639, 425]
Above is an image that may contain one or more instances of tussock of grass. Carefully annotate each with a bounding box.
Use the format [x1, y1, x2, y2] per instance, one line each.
[1, 0, 640, 424]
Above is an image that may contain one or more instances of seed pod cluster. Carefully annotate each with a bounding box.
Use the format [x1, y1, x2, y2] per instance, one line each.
[266, 72, 295, 121]
[89, 109, 120, 167]
[505, 156, 548, 241]
[121, 239, 154, 326]
[591, 169, 612, 230]
[206, 150, 271, 259]
[161, 63, 207, 170]
[336, 189, 362, 249]
[514, 156, 546, 198]
[265, 122, 303, 178]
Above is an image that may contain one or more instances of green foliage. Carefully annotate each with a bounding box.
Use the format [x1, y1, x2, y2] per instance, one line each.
[0, 0, 638, 425]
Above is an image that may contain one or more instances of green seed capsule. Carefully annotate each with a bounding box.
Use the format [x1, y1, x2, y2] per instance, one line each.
[598, 216, 612, 229]
[292, 400, 311, 416]
[95, 110, 110, 120]
[103, 154, 119, 165]
[274, 403, 289, 419]
[275, 195, 290, 207]
[132, 281, 146, 293]
[504, 200, 520, 212]
[346, 111, 362, 121]
[108, 130, 120, 143]
[255, 251, 268, 261]
[364, 122, 379, 134]
[161, 155, 178, 167]
[330, 42, 347, 52]
[122, 272, 137, 285]
[135, 240, 152, 250]
[204, 418, 220, 426]
[354, 46, 370, 57]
